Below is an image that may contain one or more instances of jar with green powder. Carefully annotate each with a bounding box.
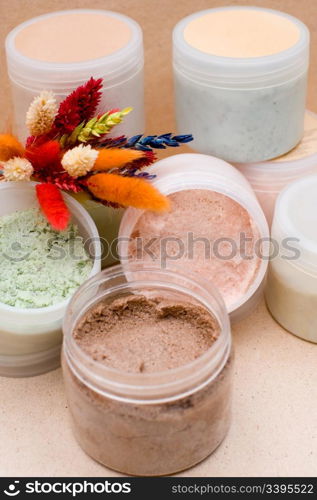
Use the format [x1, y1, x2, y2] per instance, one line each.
[0, 182, 101, 377]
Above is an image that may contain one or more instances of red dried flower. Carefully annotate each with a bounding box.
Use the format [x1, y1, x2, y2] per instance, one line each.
[36, 183, 70, 230]
[25, 140, 61, 172]
[53, 77, 103, 134]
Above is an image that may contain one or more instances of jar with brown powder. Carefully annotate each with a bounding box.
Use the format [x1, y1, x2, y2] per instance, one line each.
[62, 263, 233, 476]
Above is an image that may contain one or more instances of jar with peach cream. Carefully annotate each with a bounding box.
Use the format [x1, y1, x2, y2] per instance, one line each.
[6, 9, 144, 141]
[119, 154, 269, 322]
[6, 9, 144, 269]
[62, 264, 233, 476]
[173, 6, 309, 163]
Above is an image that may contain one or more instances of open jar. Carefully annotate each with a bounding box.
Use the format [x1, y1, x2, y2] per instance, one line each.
[173, 6, 309, 163]
[0, 182, 101, 377]
[6, 9, 144, 141]
[266, 175, 317, 343]
[5, 9, 144, 265]
[236, 111, 317, 225]
[119, 154, 269, 322]
[62, 263, 232, 476]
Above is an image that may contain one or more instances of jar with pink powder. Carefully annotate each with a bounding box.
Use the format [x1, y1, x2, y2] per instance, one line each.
[119, 154, 269, 321]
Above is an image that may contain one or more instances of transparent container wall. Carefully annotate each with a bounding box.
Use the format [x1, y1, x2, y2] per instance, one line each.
[175, 71, 307, 163]
[11, 67, 145, 142]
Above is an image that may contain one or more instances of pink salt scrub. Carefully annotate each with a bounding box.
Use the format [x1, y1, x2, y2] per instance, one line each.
[128, 189, 261, 309]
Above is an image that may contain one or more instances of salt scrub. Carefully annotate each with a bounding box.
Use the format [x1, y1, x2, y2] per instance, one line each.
[62, 265, 232, 476]
[74, 295, 220, 372]
[173, 6, 309, 163]
[236, 111, 317, 225]
[128, 190, 260, 309]
[265, 175, 317, 343]
[119, 153, 269, 320]
[0, 208, 92, 308]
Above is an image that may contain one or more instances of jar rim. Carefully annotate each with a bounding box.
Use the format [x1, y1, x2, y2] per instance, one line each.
[272, 174, 317, 273]
[6, 9, 143, 84]
[63, 263, 231, 403]
[118, 154, 269, 317]
[173, 6, 309, 86]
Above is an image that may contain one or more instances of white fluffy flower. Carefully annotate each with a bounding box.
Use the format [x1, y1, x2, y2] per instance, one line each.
[61, 145, 99, 178]
[2, 157, 34, 181]
[26, 91, 58, 136]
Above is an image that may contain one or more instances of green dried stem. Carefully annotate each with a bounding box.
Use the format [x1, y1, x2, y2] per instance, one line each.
[59, 107, 132, 147]
[78, 108, 132, 143]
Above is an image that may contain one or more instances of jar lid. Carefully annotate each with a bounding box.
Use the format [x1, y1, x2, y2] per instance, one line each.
[6, 9, 143, 90]
[273, 174, 317, 272]
[173, 6, 309, 88]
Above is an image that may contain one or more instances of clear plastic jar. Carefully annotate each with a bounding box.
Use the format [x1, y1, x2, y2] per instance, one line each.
[266, 175, 317, 343]
[0, 182, 101, 377]
[6, 9, 144, 141]
[236, 111, 317, 225]
[119, 154, 269, 322]
[173, 6, 309, 163]
[62, 263, 233, 476]
[6, 9, 144, 268]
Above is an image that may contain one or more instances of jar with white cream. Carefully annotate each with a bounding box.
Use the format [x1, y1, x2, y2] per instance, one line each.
[236, 111, 317, 225]
[266, 175, 317, 343]
[0, 182, 101, 377]
[173, 6, 309, 163]
[119, 154, 269, 321]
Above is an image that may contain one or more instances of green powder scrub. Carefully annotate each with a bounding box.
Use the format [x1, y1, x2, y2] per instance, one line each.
[0, 208, 93, 308]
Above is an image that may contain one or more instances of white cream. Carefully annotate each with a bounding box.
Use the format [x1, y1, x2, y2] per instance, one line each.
[266, 175, 317, 343]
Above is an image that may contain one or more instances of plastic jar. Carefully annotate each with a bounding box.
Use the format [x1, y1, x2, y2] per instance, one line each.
[265, 175, 317, 343]
[236, 111, 317, 225]
[62, 263, 233, 476]
[0, 182, 101, 378]
[5, 9, 144, 141]
[118, 154, 269, 321]
[173, 6, 309, 163]
[6, 9, 144, 268]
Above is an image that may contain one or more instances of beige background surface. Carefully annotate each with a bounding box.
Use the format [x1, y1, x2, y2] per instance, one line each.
[0, 0, 317, 477]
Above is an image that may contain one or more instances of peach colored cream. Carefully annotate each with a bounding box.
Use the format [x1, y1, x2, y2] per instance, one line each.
[184, 9, 300, 58]
[128, 189, 261, 309]
[15, 12, 132, 62]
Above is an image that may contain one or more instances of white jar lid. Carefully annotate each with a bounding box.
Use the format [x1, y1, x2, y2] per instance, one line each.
[173, 6, 309, 88]
[6, 9, 143, 91]
[273, 174, 317, 273]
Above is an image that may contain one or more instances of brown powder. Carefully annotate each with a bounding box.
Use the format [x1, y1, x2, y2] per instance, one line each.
[73, 294, 220, 373]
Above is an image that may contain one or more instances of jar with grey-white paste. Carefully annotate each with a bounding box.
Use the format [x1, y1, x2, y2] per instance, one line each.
[173, 7, 310, 163]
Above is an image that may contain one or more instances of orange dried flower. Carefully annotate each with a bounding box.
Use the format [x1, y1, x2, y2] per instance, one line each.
[87, 173, 170, 212]
[93, 148, 145, 171]
[0, 134, 24, 162]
